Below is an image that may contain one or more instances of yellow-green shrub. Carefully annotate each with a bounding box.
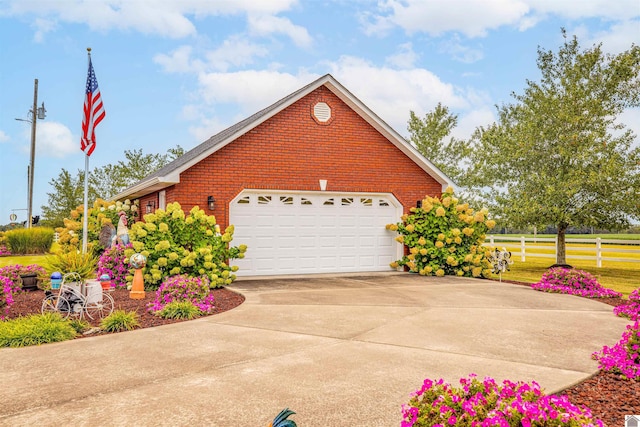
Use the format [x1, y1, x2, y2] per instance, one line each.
[125, 202, 247, 289]
[386, 187, 495, 278]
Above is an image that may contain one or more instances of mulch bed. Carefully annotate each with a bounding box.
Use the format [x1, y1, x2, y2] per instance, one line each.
[5, 287, 245, 330]
[4, 281, 639, 426]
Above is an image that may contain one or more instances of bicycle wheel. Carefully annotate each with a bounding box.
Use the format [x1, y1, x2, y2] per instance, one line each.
[41, 294, 71, 318]
[84, 292, 115, 320]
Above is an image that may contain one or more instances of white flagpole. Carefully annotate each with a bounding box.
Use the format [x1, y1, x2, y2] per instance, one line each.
[82, 153, 89, 254]
[81, 48, 91, 254]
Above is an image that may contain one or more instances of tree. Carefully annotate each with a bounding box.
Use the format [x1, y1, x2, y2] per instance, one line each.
[407, 103, 469, 182]
[41, 169, 97, 228]
[42, 146, 185, 226]
[466, 30, 640, 264]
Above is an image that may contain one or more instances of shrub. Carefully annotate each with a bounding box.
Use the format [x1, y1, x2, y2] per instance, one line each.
[55, 198, 139, 254]
[100, 310, 140, 332]
[613, 288, 640, 321]
[157, 301, 202, 320]
[0, 313, 77, 347]
[96, 243, 132, 288]
[147, 275, 216, 314]
[401, 374, 604, 427]
[386, 187, 495, 278]
[125, 202, 247, 289]
[531, 267, 622, 298]
[0, 264, 47, 292]
[592, 320, 640, 380]
[0, 275, 14, 319]
[45, 251, 98, 280]
[4, 227, 54, 255]
[68, 318, 91, 334]
[0, 245, 10, 256]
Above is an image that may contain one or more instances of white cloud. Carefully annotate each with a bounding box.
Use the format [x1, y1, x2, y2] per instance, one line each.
[3, 0, 302, 39]
[582, 19, 640, 53]
[439, 36, 484, 63]
[28, 122, 76, 158]
[197, 69, 317, 114]
[0, 130, 9, 143]
[325, 55, 472, 132]
[364, 0, 639, 39]
[247, 14, 313, 48]
[385, 42, 418, 69]
[154, 45, 205, 73]
[205, 36, 270, 71]
[364, 0, 530, 38]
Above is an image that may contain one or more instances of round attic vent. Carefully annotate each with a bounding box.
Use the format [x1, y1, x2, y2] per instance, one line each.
[313, 102, 331, 122]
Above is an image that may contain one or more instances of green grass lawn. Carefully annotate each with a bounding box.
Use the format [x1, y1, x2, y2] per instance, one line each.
[0, 254, 49, 268]
[496, 257, 640, 298]
[494, 233, 640, 240]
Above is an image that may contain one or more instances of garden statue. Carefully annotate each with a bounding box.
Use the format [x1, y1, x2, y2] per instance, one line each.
[112, 210, 130, 246]
[129, 253, 147, 300]
[99, 223, 116, 248]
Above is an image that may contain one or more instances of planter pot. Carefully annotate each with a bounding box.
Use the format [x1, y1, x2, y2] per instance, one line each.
[19, 273, 39, 292]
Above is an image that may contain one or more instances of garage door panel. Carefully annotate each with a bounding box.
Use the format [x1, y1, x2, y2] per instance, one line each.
[230, 191, 400, 276]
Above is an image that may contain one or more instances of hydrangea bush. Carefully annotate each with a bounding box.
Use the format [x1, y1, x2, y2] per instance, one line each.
[386, 187, 495, 278]
[592, 320, 640, 381]
[531, 267, 621, 298]
[613, 288, 640, 321]
[147, 275, 216, 314]
[55, 198, 139, 253]
[126, 202, 247, 289]
[96, 243, 132, 288]
[402, 374, 604, 427]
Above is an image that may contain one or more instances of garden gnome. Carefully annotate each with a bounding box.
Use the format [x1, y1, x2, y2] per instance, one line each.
[112, 211, 130, 246]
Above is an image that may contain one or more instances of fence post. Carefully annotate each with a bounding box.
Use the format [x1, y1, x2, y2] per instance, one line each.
[489, 235, 494, 246]
[520, 236, 526, 262]
[554, 236, 558, 263]
[596, 237, 602, 268]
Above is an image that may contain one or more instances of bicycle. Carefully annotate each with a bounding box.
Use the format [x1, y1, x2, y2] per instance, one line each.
[41, 272, 114, 320]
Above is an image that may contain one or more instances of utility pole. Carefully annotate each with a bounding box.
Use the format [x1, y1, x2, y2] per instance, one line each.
[27, 79, 38, 229]
[16, 79, 46, 228]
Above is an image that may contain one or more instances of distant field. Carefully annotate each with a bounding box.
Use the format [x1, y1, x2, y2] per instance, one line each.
[495, 233, 640, 240]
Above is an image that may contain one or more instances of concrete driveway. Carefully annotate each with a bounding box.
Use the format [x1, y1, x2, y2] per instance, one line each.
[0, 273, 629, 426]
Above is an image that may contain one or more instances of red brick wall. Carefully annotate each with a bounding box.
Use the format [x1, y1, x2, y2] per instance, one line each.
[149, 86, 442, 227]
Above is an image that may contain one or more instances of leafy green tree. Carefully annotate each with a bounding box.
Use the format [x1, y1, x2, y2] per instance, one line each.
[40, 169, 97, 228]
[466, 30, 640, 264]
[407, 103, 469, 181]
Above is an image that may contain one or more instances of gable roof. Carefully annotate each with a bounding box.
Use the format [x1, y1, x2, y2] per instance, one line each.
[113, 74, 453, 200]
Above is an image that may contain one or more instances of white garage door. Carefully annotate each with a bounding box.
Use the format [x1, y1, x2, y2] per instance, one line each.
[230, 191, 402, 276]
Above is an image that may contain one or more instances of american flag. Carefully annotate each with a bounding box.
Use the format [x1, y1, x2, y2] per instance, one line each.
[80, 56, 105, 157]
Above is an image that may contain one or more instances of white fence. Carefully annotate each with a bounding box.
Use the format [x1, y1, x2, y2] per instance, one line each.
[487, 236, 640, 268]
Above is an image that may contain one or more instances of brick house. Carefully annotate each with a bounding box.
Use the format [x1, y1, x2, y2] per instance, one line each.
[114, 74, 452, 276]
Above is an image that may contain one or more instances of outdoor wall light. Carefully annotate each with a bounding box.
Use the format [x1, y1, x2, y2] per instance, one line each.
[146, 200, 156, 214]
[207, 196, 216, 210]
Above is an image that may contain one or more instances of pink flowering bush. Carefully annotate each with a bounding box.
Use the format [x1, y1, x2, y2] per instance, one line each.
[0, 264, 46, 292]
[402, 374, 604, 427]
[97, 243, 132, 288]
[0, 245, 11, 256]
[147, 275, 215, 314]
[0, 275, 14, 319]
[531, 267, 621, 299]
[613, 288, 640, 321]
[592, 320, 640, 381]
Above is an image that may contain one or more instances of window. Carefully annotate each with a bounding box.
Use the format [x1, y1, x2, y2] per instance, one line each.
[323, 198, 335, 206]
[258, 195, 272, 204]
[301, 197, 313, 205]
[280, 196, 294, 205]
[237, 196, 250, 204]
[360, 198, 373, 206]
[379, 199, 390, 207]
[341, 197, 353, 206]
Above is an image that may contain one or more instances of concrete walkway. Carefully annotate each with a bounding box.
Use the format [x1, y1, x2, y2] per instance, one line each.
[0, 273, 630, 426]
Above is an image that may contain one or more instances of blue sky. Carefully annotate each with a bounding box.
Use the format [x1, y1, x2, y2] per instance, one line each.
[1, 0, 638, 225]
